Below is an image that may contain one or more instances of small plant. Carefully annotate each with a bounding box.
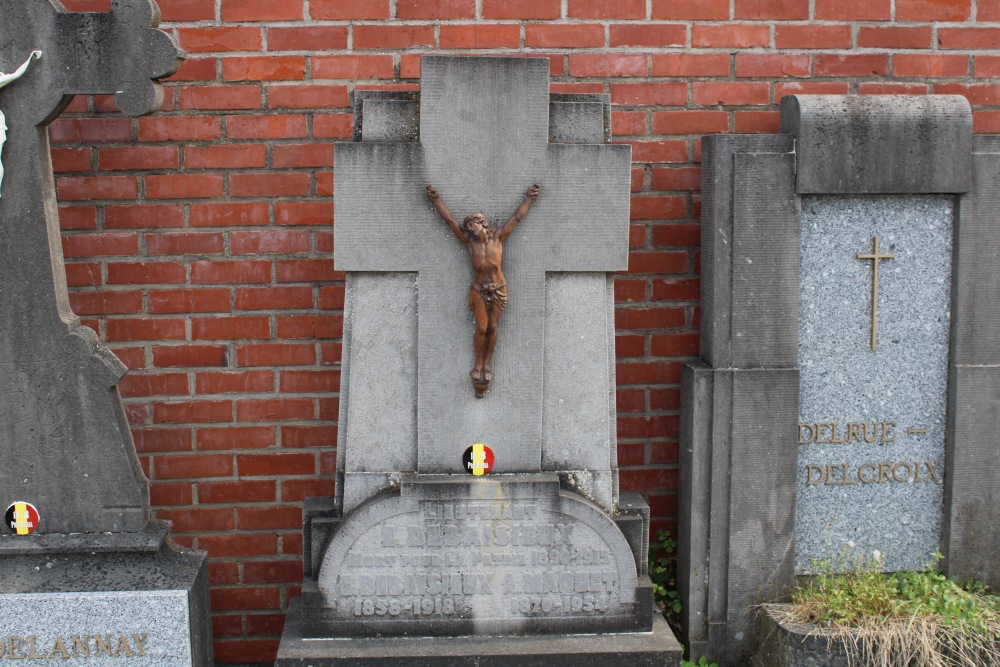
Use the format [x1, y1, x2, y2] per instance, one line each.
[790, 550, 1000, 667]
[649, 529, 681, 630]
[681, 657, 719, 667]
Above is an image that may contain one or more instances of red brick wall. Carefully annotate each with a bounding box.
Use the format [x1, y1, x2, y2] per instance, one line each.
[52, 0, 992, 663]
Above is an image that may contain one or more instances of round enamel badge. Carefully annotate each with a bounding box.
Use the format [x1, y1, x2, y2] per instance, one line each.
[5, 501, 39, 535]
[463, 443, 494, 476]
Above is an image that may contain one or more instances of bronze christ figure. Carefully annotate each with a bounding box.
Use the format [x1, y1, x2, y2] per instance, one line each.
[426, 183, 540, 398]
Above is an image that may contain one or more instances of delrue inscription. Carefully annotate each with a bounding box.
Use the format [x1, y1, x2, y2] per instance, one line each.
[0, 633, 148, 660]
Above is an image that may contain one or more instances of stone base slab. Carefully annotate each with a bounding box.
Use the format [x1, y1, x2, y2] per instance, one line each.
[276, 599, 682, 667]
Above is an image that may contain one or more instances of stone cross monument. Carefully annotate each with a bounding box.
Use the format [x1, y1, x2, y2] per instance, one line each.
[0, 2, 211, 664]
[277, 56, 681, 665]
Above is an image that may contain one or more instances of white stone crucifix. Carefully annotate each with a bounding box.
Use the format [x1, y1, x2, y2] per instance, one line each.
[0, 50, 42, 198]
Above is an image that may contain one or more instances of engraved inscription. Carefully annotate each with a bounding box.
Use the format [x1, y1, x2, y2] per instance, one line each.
[0, 633, 148, 660]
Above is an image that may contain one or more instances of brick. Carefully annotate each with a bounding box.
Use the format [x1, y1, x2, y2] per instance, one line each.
[651, 0, 727, 19]
[147, 232, 225, 256]
[982, 0, 1000, 20]
[192, 260, 272, 285]
[939, 28, 1000, 50]
[153, 344, 227, 368]
[858, 26, 932, 50]
[735, 54, 810, 78]
[935, 83, 1000, 106]
[311, 0, 388, 18]
[525, 24, 604, 48]
[276, 259, 337, 283]
[609, 24, 685, 48]
[156, 453, 233, 479]
[279, 370, 340, 393]
[198, 426, 277, 451]
[241, 559, 304, 584]
[775, 25, 851, 50]
[138, 116, 222, 142]
[221, 0, 302, 21]
[894, 54, 968, 78]
[165, 58, 218, 83]
[272, 144, 334, 169]
[267, 26, 349, 52]
[69, 291, 143, 315]
[975, 56, 1000, 78]
[630, 196, 687, 220]
[275, 202, 333, 226]
[200, 534, 277, 558]
[858, 82, 929, 95]
[238, 452, 316, 475]
[650, 167, 701, 191]
[245, 614, 286, 635]
[177, 27, 262, 53]
[192, 316, 272, 340]
[104, 204, 184, 229]
[107, 318, 186, 341]
[158, 507, 234, 532]
[159, 0, 215, 21]
[119, 373, 189, 398]
[440, 24, 521, 49]
[482, 0, 560, 19]
[190, 202, 269, 228]
[213, 638, 281, 663]
[62, 232, 138, 258]
[196, 370, 275, 394]
[282, 479, 336, 502]
[231, 230, 312, 254]
[653, 110, 728, 135]
[313, 55, 394, 80]
[224, 56, 306, 82]
[611, 82, 687, 106]
[651, 223, 700, 246]
[236, 343, 316, 367]
[897, 0, 970, 21]
[59, 206, 97, 231]
[654, 57, 728, 82]
[107, 261, 186, 285]
[616, 361, 681, 384]
[620, 468, 678, 492]
[49, 118, 131, 144]
[65, 262, 101, 286]
[57, 176, 137, 201]
[236, 286, 313, 311]
[692, 81, 770, 106]
[651, 333, 700, 356]
[226, 114, 308, 139]
[149, 482, 194, 506]
[52, 148, 92, 172]
[616, 306, 686, 330]
[238, 506, 303, 531]
[230, 173, 311, 198]
[179, 85, 261, 111]
[815, 0, 890, 20]
[774, 82, 849, 101]
[146, 173, 225, 199]
[618, 416, 679, 439]
[397, 0, 475, 18]
[692, 25, 770, 48]
[199, 479, 276, 502]
[972, 110, 1000, 133]
[320, 452, 338, 474]
[568, 0, 645, 18]
[98, 146, 179, 172]
[612, 111, 646, 136]
[313, 114, 355, 138]
[268, 84, 349, 109]
[626, 140, 688, 163]
[354, 25, 436, 50]
[210, 587, 281, 612]
[149, 288, 231, 314]
[277, 315, 342, 339]
[814, 54, 888, 77]
[111, 347, 146, 370]
[627, 250, 688, 274]
[281, 425, 338, 448]
[651, 278, 700, 301]
[734, 0, 808, 20]
[186, 145, 267, 170]
[569, 54, 647, 78]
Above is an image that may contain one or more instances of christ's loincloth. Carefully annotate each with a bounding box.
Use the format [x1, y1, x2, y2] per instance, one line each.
[470, 282, 507, 312]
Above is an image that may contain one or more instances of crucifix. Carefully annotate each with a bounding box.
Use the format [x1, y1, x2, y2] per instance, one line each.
[857, 236, 895, 351]
[334, 57, 630, 473]
[0, 0, 183, 533]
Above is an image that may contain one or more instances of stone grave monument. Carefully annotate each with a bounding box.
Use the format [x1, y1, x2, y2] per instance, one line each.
[0, 2, 211, 664]
[679, 95, 999, 664]
[276, 56, 682, 665]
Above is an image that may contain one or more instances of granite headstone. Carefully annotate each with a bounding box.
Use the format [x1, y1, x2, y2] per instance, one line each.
[276, 56, 681, 666]
[0, 3, 210, 665]
[679, 95, 999, 665]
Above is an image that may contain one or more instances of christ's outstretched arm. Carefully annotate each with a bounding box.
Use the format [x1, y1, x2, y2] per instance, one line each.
[497, 184, 539, 241]
[426, 185, 465, 242]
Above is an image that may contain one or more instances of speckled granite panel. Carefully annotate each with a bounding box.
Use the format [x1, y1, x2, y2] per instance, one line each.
[0, 590, 192, 664]
[795, 195, 952, 573]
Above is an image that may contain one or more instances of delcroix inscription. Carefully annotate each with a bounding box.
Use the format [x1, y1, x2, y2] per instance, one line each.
[0, 633, 148, 660]
[799, 419, 941, 487]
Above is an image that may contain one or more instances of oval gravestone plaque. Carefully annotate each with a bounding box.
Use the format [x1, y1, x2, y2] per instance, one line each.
[307, 475, 649, 638]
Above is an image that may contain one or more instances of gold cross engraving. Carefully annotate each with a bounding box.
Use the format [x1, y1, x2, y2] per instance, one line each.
[857, 236, 895, 351]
